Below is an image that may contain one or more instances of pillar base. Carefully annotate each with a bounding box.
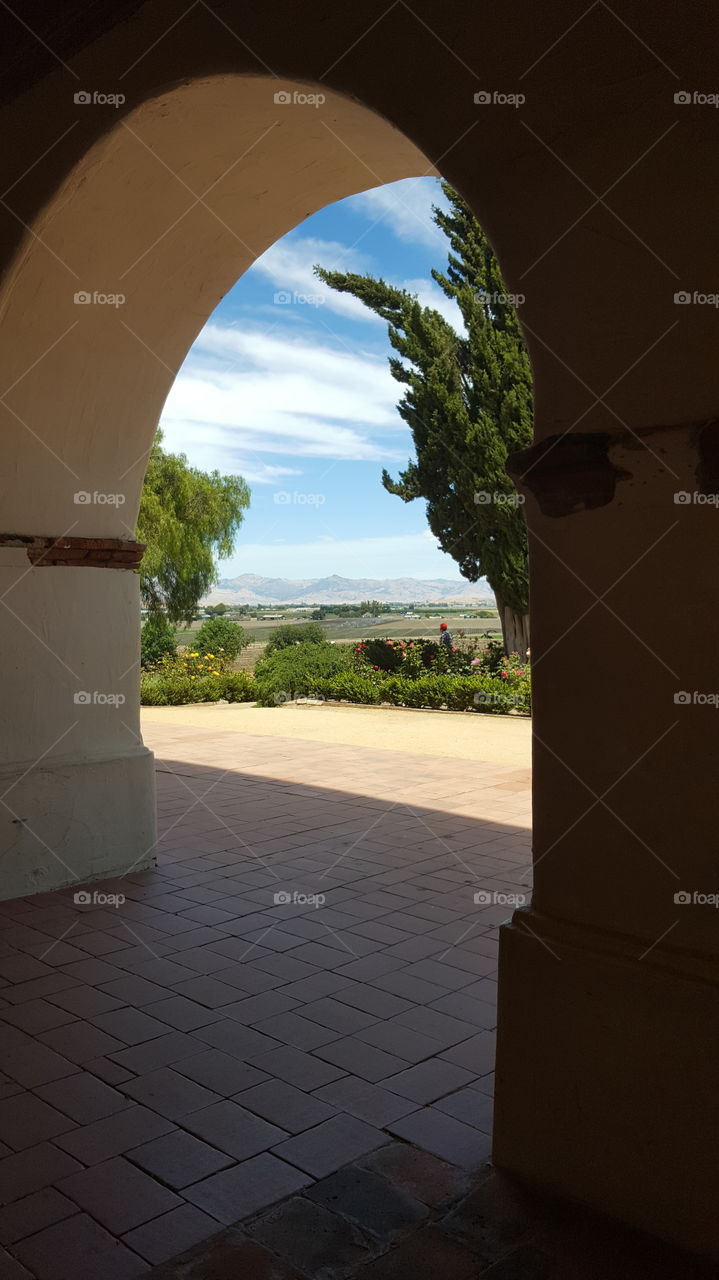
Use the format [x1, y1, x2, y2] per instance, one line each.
[493, 909, 719, 1261]
[0, 747, 156, 900]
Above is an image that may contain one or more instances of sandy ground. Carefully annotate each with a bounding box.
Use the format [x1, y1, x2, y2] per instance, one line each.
[141, 701, 531, 767]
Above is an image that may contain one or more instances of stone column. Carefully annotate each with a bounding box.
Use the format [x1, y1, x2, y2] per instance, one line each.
[493, 421, 719, 1259]
[0, 536, 156, 899]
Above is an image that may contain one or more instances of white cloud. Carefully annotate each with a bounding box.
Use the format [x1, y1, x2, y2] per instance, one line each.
[250, 236, 382, 325]
[159, 324, 406, 476]
[218, 530, 471, 580]
[352, 177, 448, 248]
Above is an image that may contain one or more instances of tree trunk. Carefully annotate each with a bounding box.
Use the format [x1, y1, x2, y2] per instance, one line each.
[495, 597, 529, 659]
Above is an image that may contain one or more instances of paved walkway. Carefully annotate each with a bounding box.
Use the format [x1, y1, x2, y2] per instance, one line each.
[0, 707, 532, 1276]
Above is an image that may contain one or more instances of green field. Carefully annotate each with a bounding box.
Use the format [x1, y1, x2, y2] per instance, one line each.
[175, 612, 501, 649]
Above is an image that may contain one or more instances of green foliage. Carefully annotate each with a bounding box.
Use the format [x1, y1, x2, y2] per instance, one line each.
[265, 622, 327, 653]
[353, 635, 481, 677]
[254, 642, 350, 706]
[140, 613, 177, 669]
[316, 182, 532, 643]
[477, 637, 505, 675]
[140, 662, 254, 706]
[204, 603, 228, 616]
[311, 670, 530, 715]
[353, 638, 405, 673]
[138, 430, 250, 623]
[193, 616, 248, 665]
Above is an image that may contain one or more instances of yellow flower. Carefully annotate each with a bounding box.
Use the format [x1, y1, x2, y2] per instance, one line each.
[213, 670, 221, 675]
[190, 651, 199, 657]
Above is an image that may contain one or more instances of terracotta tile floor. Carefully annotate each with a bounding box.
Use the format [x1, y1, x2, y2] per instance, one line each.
[0, 719, 534, 1275]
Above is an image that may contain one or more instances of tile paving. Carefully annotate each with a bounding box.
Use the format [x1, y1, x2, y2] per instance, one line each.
[0, 718, 534, 1274]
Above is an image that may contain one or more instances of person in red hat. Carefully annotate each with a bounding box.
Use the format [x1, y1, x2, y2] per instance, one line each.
[439, 621, 454, 651]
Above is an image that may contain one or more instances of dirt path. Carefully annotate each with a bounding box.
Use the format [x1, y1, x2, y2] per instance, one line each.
[141, 700, 531, 766]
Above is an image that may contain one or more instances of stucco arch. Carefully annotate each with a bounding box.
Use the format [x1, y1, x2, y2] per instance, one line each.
[0, 75, 434, 536]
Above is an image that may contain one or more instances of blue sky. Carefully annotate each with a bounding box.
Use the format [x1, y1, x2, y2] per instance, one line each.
[159, 176, 469, 582]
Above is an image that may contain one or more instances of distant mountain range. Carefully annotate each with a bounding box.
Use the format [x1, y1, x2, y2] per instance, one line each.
[204, 574, 495, 606]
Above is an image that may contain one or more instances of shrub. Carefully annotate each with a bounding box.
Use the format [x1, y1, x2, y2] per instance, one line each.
[140, 659, 254, 705]
[193, 617, 248, 665]
[140, 613, 177, 668]
[313, 672, 382, 705]
[221, 671, 255, 702]
[353, 635, 482, 678]
[473, 637, 505, 676]
[353, 637, 404, 673]
[254, 641, 350, 706]
[265, 622, 327, 653]
[306, 670, 530, 715]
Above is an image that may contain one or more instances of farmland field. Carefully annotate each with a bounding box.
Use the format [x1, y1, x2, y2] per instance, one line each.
[174, 612, 501, 649]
